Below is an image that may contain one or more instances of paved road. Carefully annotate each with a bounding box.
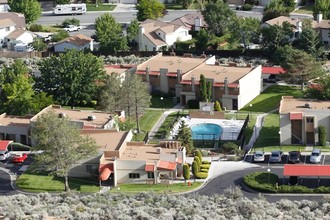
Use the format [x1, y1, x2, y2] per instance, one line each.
[0, 169, 16, 196]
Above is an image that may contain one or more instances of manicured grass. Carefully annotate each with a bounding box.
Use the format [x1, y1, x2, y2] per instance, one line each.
[240, 85, 304, 113]
[135, 110, 163, 140]
[294, 5, 313, 15]
[16, 171, 100, 193]
[151, 95, 175, 108]
[115, 182, 202, 194]
[243, 172, 278, 193]
[165, 4, 183, 10]
[86, 3, 116, 11]
[254, 113, 280, 148]
[253, 145, 330, 152]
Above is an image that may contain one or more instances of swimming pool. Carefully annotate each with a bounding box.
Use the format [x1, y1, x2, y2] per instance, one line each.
[190, 123, 222, 140]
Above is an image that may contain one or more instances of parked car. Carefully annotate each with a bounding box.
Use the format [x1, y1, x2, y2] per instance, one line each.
[0, 150, 11, 161]
[63, 25, 81, 32]
[253, 151, 265, 162]
[12, 153, 28, 163]
[288, 151, 301, 163]
[269, 150, 283, 163]
[310, 148, 322, 163]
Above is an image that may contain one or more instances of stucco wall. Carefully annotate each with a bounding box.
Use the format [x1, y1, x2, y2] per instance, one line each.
[69, 154, 102, 178]
[0, 125, 29, 144]
[54, 42, 88, 52]
[116, 160, 149, 184]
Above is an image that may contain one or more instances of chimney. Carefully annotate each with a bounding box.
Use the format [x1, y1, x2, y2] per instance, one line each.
[146, 66, 150, 82]
[224, 77, 229, 95]
[177, 69, 182, 84]
[317, 13, 323, 23]
[194, 17, 202, 31]
[191, 76, 195, 92]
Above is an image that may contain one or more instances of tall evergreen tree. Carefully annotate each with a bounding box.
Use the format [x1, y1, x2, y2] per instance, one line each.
[176, 121, 193, 154]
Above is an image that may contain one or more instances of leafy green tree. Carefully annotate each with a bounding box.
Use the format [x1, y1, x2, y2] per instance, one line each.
[31, 37, 47, 51]
[176, 120, 193, 154]
[305, 75, 330, 100]
[318, 125, 326, 147]
[62, 18, 80, 27]
[229, 17, 260, 49]
[31, 110, 98, 192]
[195, 29, 209, 51]
[183, 164, 190, 182]
[97, 74, 122, 113]
[214, 100, 222, 111]
[51, 30, 69, 42]
[261, 22, 293, 58]
[126, 19, 139, 50]
[202, 0, 236, 36]
[35, 49, 106, 108]
[0, 59, 29, 85]
[136, 0, 165, 21]
[293, 21, 325, 60]
[313, 0, 330, 20]
[262, 0, 294, 22]
[95, 13, 128, 53]
[9, 0, 42, 24]
[280, 49, 324, 90]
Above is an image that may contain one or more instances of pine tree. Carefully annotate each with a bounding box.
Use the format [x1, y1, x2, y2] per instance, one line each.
[183, 164, 190, 182]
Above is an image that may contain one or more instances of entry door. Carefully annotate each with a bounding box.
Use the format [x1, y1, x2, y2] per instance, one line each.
[232, 99, 238, 110]
[306, 132, 315, 145]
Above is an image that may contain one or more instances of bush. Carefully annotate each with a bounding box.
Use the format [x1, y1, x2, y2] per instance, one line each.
[314, 186, 330, 193]
[194, 172, 208, 179]
[278, 185, 313, 193]
[243, 172, 278, 193]
[62, 18, 80, 27]
[183, 164, 190, 181]
[202, 161, 211, 164]
[194, 156, 201, 169]
[187, 99, 199, 109]
[222, 142, 239, 154]
[52, 30, 69, 42]
[200, 164, 210, 169]
[214, 100, 222, 111]
[195, 150, 202, 163]
[200, 169, 209, 173]
[318, 125, 326, 147]
[242, 4, 253, 11]
[192, 161, 198, 176]
[29, 24, 43, 32]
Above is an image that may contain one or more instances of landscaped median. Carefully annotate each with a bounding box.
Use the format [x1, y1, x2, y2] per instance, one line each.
[243, 171, 330, 194]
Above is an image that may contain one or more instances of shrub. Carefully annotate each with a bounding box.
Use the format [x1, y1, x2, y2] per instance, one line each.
[314, 186, 330, 193]
[192, 161, 198, 176]
[52, 30, 69, 42]
[194, 156, 201, 170]
[29, 24, 43, 32]
[62, 18, 80, 27]
[183, 164, 190, 181]
[214, 100, 222, 111]
[202, 161, 211, 164]
[187, 99, 199, 109]
[201, 169, 209, 173]
[195, 150, 202, 163]
[200, 164, 210, 169]
[242, 3, 253, 11]
[318, 125, 326, 147]
[222, 142, 239, 154]
[243, 172, 278, 193]
[278, 185, 313, 193]
[194, 172, 208, 179]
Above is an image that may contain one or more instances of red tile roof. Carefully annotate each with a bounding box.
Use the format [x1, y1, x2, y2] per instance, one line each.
[157, 160, 177, 171]
[0, 140, 12, 151]
[262, 67, 286, 75]
[145, 163, 155, 172]
[284, 164, 330, 176]
[290, 112, 303, 120]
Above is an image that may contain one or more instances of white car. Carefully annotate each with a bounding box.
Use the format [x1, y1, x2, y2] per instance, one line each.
[310, 148, 322, 163]
[0, 150, 11, 161]
[253, 151, 265, 162]
[63, 25, 81, 32]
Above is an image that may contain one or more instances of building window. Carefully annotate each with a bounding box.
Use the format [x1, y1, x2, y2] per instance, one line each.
[147, 172, 154, 179]
[129, 173, 140, 179]
[306, 117, 314, 123]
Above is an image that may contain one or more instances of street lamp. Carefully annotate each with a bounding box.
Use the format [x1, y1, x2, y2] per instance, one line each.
[267, 168, 271, 184]
[249, 104, 253, 120]
[160, 97, 164, 112]
[133, 129, 138, 141]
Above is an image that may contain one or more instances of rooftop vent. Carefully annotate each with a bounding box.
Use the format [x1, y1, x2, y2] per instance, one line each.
[156, 147, 162, 154]
[305, 103, 311, 108]
[58, 112, 66, 118]
[87, 115, 96, 121]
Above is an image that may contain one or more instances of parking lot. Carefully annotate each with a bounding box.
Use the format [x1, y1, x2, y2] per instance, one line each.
[0, 152, 33, 175]
[245, 153, 330, 166]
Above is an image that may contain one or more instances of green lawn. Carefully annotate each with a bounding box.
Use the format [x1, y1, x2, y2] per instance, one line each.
[240, 85, 304, 113]
[165, 3, 183, 10]
[294, 5, 313, 15]
[254, 113, 280, 148]
[134, 110, 163, 140]
[115, 182, 202, 194]
[16, 171, 100, 193]
[151, 95, 175, 108]
[86, 3, 116, 11]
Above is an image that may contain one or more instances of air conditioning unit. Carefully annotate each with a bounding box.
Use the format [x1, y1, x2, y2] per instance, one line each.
[305, 103, 311, 108]
[156, 147, 162, 154]
[88, 115, 96, 121]
[58, 112, 66, 118]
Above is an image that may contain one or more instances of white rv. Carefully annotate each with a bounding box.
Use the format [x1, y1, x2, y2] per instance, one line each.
[53, 4, 87, 15]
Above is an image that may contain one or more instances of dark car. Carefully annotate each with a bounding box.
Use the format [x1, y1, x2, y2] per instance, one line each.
[288, 151, 301, 163]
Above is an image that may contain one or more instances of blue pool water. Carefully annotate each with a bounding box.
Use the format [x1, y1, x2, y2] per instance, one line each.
[190, 123, 222, 140]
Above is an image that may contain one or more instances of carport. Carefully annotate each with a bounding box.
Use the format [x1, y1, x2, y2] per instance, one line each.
[284, 164, 330, 186]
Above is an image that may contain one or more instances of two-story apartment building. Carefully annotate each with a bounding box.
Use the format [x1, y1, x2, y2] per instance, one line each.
[135, 53, 262, 110]
[279, 96, 330, 146]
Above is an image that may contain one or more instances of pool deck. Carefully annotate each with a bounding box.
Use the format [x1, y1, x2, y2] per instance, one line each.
[170, 117, 244, 140]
